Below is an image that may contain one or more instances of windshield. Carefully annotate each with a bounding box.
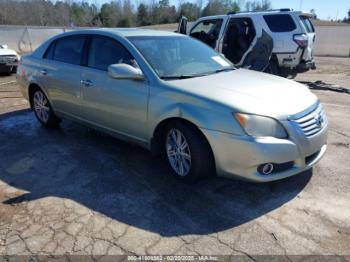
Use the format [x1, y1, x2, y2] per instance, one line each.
[128, 35, 234, 79]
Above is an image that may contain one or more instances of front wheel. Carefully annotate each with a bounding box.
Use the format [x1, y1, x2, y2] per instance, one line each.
[164, 122, 215, 182]
[32, 88, 61, 127]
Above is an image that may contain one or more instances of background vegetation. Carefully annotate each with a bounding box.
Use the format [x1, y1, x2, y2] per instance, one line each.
[0, 0, 349, 27]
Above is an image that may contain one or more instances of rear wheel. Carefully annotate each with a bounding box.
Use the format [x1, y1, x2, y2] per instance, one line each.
[265, 59, 279, 76]
[163, 122, 215, 182]
[31, 88, 61, 127]
[11, 66, 17, 74]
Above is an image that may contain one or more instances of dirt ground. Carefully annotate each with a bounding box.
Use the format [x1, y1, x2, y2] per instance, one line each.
[0, 57, 349, 259]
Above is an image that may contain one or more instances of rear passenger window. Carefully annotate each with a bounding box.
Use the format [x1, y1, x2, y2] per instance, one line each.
[43, 42, 55, 59]
[87, 36, 136, 71]
[263, 14, 296, 32]
[52, 36, 85, 65]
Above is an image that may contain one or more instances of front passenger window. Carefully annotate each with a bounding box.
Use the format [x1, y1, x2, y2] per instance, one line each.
[88, 36, 137, 71]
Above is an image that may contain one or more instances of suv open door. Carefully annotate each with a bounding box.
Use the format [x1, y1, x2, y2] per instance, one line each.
[179, 15, 273, 72]
[177, 16, 188, 35]
[220, 17, 273, 71]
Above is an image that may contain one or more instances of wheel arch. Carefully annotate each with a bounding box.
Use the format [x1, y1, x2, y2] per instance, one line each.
[150, 117, 216, 169]
[28, 82, 52, 110]
[28, 82, 42, 109]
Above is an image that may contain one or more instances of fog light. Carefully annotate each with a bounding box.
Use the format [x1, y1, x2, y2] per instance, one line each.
[258, 163, 274, 175]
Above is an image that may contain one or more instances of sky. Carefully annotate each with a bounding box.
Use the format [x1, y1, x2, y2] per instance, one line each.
[87, 0, 350, 20]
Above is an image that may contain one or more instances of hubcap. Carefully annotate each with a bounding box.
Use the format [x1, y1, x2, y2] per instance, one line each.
[33, 91, 50, 123]
[166, 128, 191, 176]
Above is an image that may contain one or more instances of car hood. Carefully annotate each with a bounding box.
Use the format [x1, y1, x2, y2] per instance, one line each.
[0, 48, 17, 56]
[168, 69, 318, 119]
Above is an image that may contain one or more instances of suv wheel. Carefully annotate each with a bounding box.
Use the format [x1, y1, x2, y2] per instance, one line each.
[32, 88, 60, 127]
[265, 59, 279, 75]
[163, 122, 214, 182]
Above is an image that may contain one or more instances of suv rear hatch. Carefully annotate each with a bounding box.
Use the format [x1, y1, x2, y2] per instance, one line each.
[297, 13, 316, 62]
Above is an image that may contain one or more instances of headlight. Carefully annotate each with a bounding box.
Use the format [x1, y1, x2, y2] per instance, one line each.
[235, 113, 287, 138]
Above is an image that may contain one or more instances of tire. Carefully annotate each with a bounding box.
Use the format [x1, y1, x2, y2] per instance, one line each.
[0, 66, 12, 75]
[163, 121, 215, 182]
[11, 66, 17, 74]
[278, 68, 298, 79]
[265, 59, 279, 76]
[31, 87, 61, 127]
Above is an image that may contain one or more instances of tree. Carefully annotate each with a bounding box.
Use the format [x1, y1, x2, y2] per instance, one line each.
[177, 2, 201, 21]
[244, 0, 271, 11]
[348, 8, 350, 23]
[99, 2, 122, 27]
[202, 0, 233, 16]
[231, 1, 240, 12]
[310, 8, 317, 19]
[137, 3, 150, 26]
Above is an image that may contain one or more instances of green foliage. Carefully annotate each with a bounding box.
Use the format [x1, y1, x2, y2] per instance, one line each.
[0, 0, 272, 27]
[178, 2, 201, 21]
[137, 3, 150, 26]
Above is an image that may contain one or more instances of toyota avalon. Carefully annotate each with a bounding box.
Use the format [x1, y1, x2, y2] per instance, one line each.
[16, 29, 328, 182]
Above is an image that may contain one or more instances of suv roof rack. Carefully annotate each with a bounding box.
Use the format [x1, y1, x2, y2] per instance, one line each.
[227, 8, 293, 15]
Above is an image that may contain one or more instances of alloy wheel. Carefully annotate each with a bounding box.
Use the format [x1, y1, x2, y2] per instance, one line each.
[33, 90, 50, 123]
[166, 128, 192, 176]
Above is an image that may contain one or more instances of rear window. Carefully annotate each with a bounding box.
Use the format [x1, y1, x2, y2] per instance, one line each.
[263, 14, 296, 32]
[300, 16, 315, 33]
[52, 35, 85, 65]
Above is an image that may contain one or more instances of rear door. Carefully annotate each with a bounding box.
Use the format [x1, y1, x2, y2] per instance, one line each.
[222, 16, 273, 71]
[299, 15, 316, 61]
[41, 35, 86, 117]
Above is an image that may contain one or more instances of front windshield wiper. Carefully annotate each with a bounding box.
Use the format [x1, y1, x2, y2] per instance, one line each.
[160, 67, 235, 80]
[160, 74, 207, 80]
[214, 67, 235, 73]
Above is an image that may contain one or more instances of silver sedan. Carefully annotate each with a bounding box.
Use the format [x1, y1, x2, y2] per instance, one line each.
[16, 29, 328, 182]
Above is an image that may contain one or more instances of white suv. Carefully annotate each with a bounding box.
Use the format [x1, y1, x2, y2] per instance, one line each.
[178, 9, 316, 78]
[0, 44, 20, 75]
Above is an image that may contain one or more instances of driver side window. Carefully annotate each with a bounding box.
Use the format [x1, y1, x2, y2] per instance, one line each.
[88, 36, 138, 71]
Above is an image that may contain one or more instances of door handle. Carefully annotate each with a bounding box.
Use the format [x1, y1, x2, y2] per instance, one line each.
[80, 79, 92, 87]
[40, 69, 47, 75]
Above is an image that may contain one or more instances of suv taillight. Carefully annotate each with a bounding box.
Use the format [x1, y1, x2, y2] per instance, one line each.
[293, 34, 308, 48]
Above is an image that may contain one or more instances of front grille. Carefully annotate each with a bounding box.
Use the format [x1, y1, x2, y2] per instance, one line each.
[0, 55, 17, 63]
[289, 102, 327, 137]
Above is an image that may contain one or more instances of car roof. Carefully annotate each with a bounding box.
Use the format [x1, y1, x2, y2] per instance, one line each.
[71, 28, 180, 38]
[200, 10, 309, 19]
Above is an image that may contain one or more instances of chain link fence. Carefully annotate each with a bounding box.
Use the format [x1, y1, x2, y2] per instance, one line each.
[1, 25, 349, 57]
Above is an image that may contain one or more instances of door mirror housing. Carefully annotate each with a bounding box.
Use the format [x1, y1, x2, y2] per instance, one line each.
[108, 64, 144, 81]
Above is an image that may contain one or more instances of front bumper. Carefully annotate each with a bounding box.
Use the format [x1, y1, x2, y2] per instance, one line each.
[201, 117, 327, 182]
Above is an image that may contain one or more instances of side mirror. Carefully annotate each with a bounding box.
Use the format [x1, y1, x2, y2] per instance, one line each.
[0, 44, 8, 49]
[108, 64, 144, 81]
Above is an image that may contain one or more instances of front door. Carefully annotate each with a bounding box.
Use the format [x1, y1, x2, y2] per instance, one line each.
[80, 35, 149, 141]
